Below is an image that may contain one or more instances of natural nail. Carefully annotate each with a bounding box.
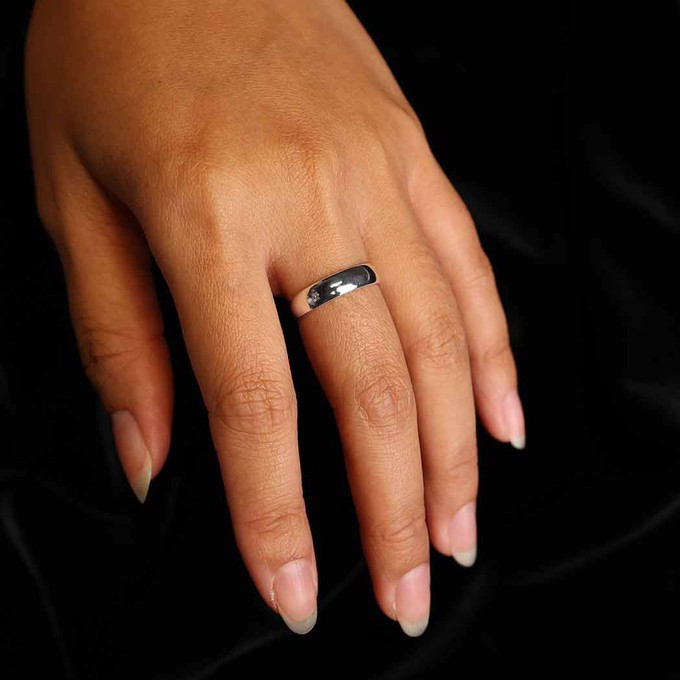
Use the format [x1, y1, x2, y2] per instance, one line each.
[449, 500, 477, 567]
[503, 389, 526, 449]
[273, 559, 318, 635]
[395, 563, 430, 637]
[111, 410, 153, 503]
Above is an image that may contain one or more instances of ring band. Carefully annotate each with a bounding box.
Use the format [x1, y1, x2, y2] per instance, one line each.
[290, 263, 379, 318]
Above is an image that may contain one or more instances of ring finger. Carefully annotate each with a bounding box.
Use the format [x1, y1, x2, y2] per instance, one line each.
[275, 235, 431, 637]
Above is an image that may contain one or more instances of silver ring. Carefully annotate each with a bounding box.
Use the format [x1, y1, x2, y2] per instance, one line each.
[290, 263, 379, 318]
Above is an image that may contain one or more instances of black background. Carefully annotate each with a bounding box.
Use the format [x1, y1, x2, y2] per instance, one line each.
[2, 2, 680, 677]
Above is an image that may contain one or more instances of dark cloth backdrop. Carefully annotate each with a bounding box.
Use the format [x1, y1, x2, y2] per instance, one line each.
[2, 2, 679, 677]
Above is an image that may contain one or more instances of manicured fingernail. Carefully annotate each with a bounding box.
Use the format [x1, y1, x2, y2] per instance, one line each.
[111, 410, 153, 503]
[395, 563, 430, 637]
[273, 559, 318, 635]
[503, 389, 526, 449]
[449, 500, 477, 567]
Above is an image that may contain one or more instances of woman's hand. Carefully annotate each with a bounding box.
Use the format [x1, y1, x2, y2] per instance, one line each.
[25, 0, 524, 636]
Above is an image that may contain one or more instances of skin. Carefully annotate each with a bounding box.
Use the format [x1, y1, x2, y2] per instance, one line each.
[24, 0, 524, 636]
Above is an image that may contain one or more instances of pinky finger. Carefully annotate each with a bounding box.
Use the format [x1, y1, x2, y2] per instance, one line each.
[47, 165, 173, 501]
[411, 156, 525, 449]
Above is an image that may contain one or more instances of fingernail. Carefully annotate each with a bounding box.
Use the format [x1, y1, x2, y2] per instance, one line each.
[394, 563, 430, 637]
[111, 410, 153, 503]
[503, 389, 526, 449]
[449, 500, 477, 567]
[273, 559, 318, 635]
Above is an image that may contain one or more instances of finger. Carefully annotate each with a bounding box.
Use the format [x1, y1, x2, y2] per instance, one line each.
[151, 228, 317, 635]
[48, 165, 173, 503]
[361, 198, 478, 567]
[275, 237, 431, 638]
[411, 156, 526, 449]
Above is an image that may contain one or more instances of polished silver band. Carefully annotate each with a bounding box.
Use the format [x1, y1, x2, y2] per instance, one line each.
[290, 263, 379, 318]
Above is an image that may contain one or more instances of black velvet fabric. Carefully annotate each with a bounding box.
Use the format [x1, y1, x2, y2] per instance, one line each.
[2, 2, 680, 677]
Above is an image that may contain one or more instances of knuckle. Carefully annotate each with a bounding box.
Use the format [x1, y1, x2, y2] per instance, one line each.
[438, 449, 478, 490]
[372, 506, 428, 556]
[460, 248, 496, 293]
[164, 157, 233, 219]
[386, 98, 427, 146]
[409, 310, 467, 370]
[343, 104, 426, 180]
[35, 195, 61, 236]
[75, 320, 154, 385]
[236, 498, 308, 550]
[152, 133, 249, 237]
[33, 187, 82, 258]
[352, 366, 415, 432]
[166, 124, 345, 238]
[277, 125, 339, 187]
[274, 125, 345, 224]
[211, 367, 296, 438]
[476, 336, 513, 370]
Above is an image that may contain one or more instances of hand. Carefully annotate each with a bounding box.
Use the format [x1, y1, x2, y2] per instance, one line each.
[25, 0, 525, 636]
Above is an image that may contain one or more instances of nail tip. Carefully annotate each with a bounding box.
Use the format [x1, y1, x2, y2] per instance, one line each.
[502, 389, 526, 450]
[131, 479, 150, 504]
[131, 457, 152, 504]
[453, 547, 477, 568]
[399, 615, 430, 638]
[281, 609, 317, 635]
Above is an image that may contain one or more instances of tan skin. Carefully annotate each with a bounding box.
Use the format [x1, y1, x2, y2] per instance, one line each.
[25, 0, 524, 636]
